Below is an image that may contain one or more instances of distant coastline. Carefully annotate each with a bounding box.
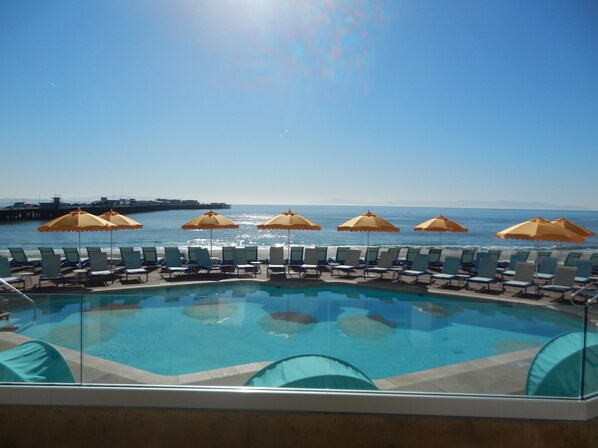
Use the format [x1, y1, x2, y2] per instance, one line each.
[0, 197, 231, 222]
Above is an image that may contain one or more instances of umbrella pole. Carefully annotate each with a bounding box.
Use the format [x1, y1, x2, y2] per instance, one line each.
[110, 231, 113, 268]
[78, 232, 82, 269]
[210, 228, 213, 259]
[287, 229, 291, 264]
[364, 231, 370, 277]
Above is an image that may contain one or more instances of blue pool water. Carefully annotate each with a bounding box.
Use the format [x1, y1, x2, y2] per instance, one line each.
[15, 284, 582, 379]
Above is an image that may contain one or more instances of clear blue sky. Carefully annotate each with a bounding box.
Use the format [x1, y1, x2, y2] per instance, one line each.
[1, 0, 597, 209]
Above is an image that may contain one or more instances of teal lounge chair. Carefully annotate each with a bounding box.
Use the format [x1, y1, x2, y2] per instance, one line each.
[574, 260, 593, 285]
[38, 254, 66, 288]
[330, 250, 362, 278]
[142, 247, 162, 267]
[398, 254, 430, 283]
[502, 262, 535, 296]
[122, 250, 149, 283]
[430, 256, 460, 287]
[427, 248, 443, 268]
[362, 246, 380, 266]
[516, 250, 531, 262]
[465, 259, 498, 291]
[328, 246, 350, 265]
[267, 246, 287, 277]
[0, 256, 25, 290]
[161, 247, 191, 280]
[296, 248, 321, 278]
[539, 266, 577, 300]
[221, 246, 235, 267]
[535, 257, 558, 282]
[62, 247, 88, 268]
[8, 247, 41, 268]
[367, 251, 399, 280]
[499, 253, 527, 279]
[117, 247, 134, 266]
[387, 247, 402, 266]
[590, 252, 598, 274]
[87, 252, 115, 285]
[38, 247, 56, 258]
[194, 248, 220, 275]
[399, 247, 422, 268]
[232, 248, 257, 277]
[563, 252, 582, 267]
[488, 249, 502, 261]
[316, 247, 329, 267]
[459, 248, 476, 271]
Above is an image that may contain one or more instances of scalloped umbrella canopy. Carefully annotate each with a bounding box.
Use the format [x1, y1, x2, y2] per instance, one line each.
[99, 210, 144, 265]
[413, 215, 468, 247]
[496, 217, 586, 273]
[257, 210, 321, 261]
[551, 218, 595, 238]
[496, 217, 585, 243]
[337, 211, 400, 267]
[38, 210, 116, 268]
[413, 215, 468, 233]
[182, 211, 239, 258]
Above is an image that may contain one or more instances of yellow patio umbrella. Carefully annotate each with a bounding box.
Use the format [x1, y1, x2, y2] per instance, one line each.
[550, 218, 595, 238]
[182, 210, 239, 257]
[38, 209, 116, 268]
[257, 210, 321, 262]
[337, 211, 400, 266]
[98, 210, 144, 266]
[413, 215, 468, 247]
[496, 217, 586, 271]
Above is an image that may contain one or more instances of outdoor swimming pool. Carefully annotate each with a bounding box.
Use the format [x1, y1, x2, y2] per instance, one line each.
[12, 283, 583, 379]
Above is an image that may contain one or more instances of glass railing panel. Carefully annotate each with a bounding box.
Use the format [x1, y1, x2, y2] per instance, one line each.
[583, 303, 598, 399]
[0, 292, 83, 385]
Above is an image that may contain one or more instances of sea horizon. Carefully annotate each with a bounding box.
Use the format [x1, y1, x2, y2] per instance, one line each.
[0, 204, 596, 253]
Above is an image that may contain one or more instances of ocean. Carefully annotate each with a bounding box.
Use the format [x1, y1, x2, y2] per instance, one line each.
[0, 204, 596, 253]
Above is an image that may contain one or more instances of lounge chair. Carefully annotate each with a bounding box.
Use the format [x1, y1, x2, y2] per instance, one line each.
[501, 262, 535, 296]
[535, 257, 558, 282]
[362, 247, 380, 267]
[488, 249, 502, 262]
[38, 247, 56, 258]
[232, 248, 258, 277]
[499, 253, 527, 279]
[8, 247, 41, 268]
[288, 246, 305, 272]
[398, 254, 430, 284]
[574, 260, 594, 285]
[245, 246, 261, 272]
[430, 256, 460, 287]
[115, 247, 134, 266]
[122, 250, 149, 283]
[398, 247, 422, 268]
[427, 248, 443, 268]
[459, 248, 476, 271]
[330, 249, 362, 277]
[387, 247, 402, 266]
[161, 247, 192, 280]
[465, 259, 498, 291]
[327, 247, 350, 265]
[316, 247, 329, 268]
[38, 254, 66, 288]
[367, 251, 399, 280]
[296, 248, 321, 278]
[193, 248, 220, 276]
[563, 252, 583, 267]
[62, 247, 88, 268]
[266, 246, 287, 278]
[516, 250, 531, 262]
[0, 256, 25, 290]
[468, 252, 491, 276]
[537, 250, 552, 261]
[590, 252, 598, 274]
[221, 246, 235, 267]
[142, 247, 162, 267]
[539, 266, 577, 300]
[87, 252, 115, 285]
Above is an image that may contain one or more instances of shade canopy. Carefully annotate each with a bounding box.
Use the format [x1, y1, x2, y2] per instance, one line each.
[182, 210, 239, 230]
[550, 218, 595, 238]
[413, 215, 468, 233]
[337, 211, 400, 233]
[38, 209, 116, 232]
[495, 217, 586, 243]
[257, 210, 321, 231]
[98, 210, 143, 230]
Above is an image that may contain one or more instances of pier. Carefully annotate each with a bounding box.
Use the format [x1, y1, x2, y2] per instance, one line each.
[0, 197, 231, 223]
